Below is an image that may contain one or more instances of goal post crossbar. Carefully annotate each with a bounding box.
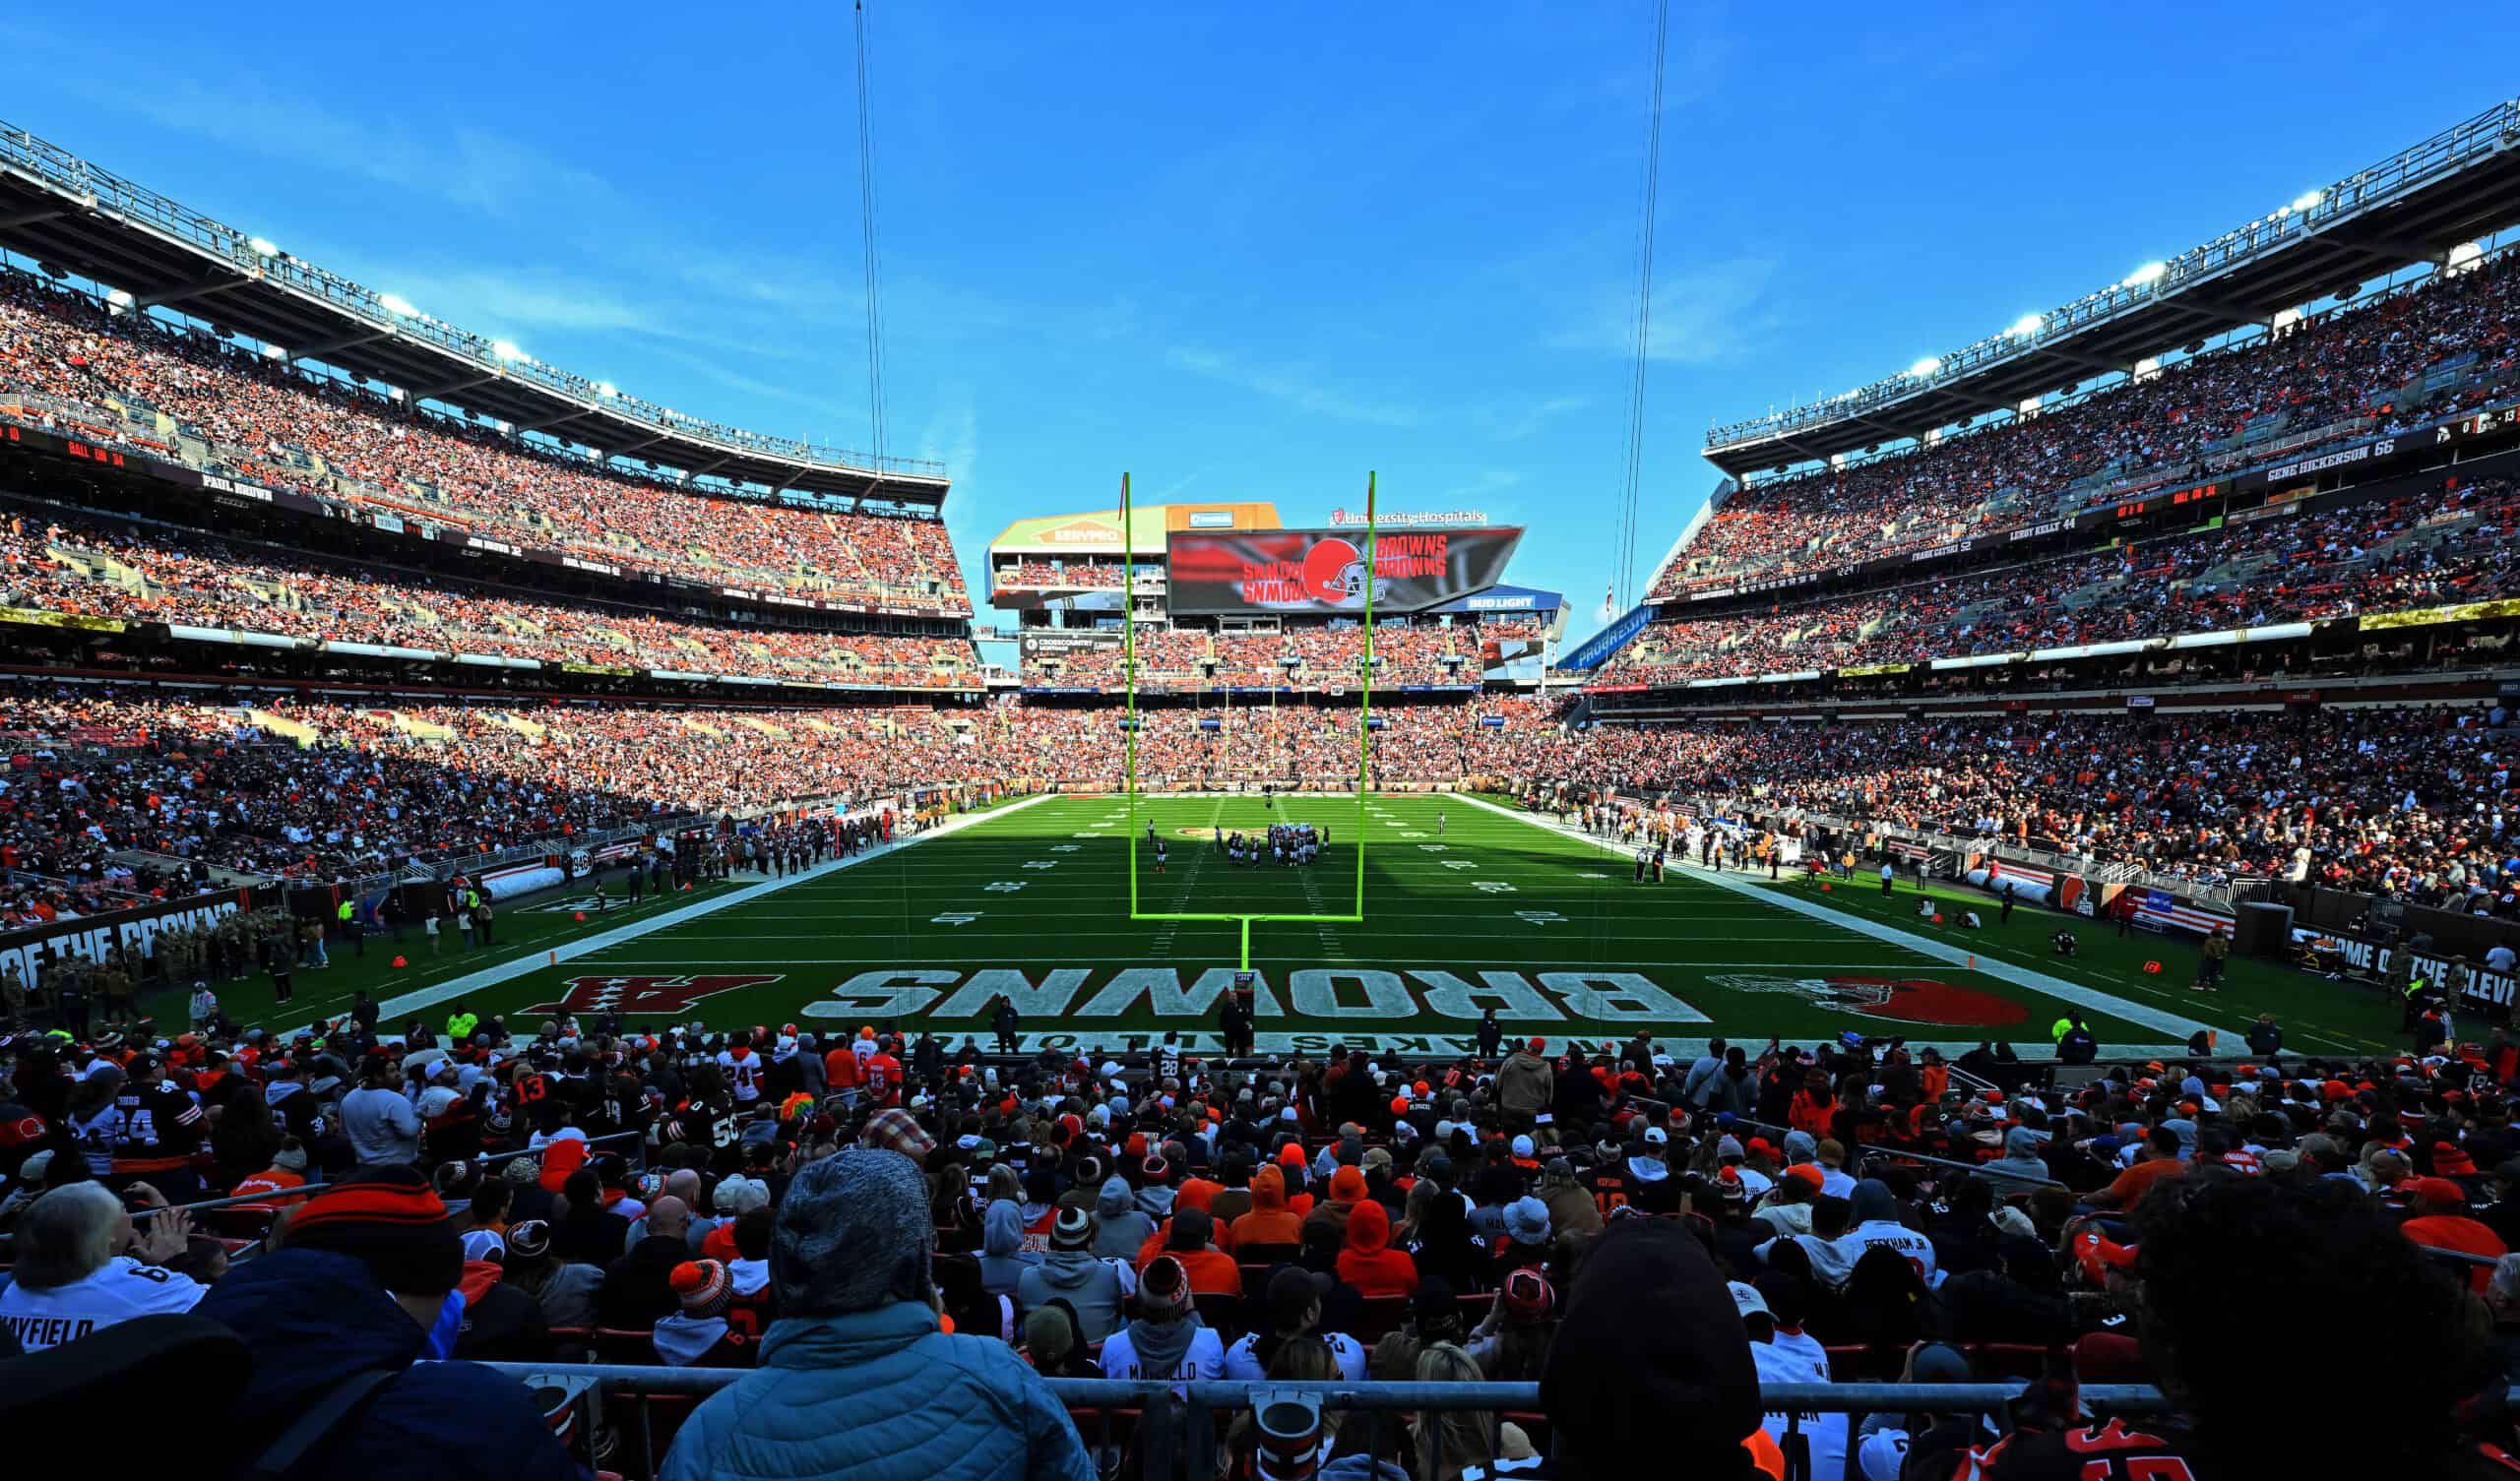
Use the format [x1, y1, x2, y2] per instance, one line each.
[1123, 469, 1377, 968]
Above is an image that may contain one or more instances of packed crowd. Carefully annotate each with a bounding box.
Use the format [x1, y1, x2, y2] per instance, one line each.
[1607, 476, 2520, 684]
[0, 273, 969, 613]
[8, 686, 2513, 907]
[0, 506, 976, 688]
[1028, 625, 1478, 689]
[7, 1010, 2520, 1479]
[1510, 707, 2520, 904]
[1659, 250, 2520, 595]
[996, 563, 1126, 590]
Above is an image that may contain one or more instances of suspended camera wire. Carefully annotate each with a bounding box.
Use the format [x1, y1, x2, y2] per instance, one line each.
[854, 0, 890, 473]
[1612, 0, 1670, 613]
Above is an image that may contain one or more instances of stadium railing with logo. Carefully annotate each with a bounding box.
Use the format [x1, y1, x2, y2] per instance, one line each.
[483, 1366, 2184, 1481]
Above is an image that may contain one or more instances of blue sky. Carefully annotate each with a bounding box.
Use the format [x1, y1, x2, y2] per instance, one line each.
[6, 4, 2517, 646]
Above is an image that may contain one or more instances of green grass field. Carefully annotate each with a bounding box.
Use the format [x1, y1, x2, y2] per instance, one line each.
[202, 793, 2400, 1061]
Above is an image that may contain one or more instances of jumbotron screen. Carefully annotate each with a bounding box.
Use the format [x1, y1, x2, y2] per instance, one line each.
[1165, 526, 1524, 615]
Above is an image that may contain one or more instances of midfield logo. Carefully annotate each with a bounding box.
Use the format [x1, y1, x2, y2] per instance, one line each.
[522, 973, 785, 1017]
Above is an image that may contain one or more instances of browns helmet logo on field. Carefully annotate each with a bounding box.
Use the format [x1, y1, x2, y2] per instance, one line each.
[1707, 973, 2030, 1027]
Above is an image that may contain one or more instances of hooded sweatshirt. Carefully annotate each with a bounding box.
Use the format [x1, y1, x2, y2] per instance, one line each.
[1094, 1177, 1159, 1261]
[1018, 1248, 1128, 1341]
[1098, 1311, 1225, 1386]
[1230, 1165, 1304, 1252]
[1813, 1179, 1939, 1290]
[1334, 1199, 1419, 1299]
[1539, 1218, 1762, 1476]
[976, 1199, 1043, 1297]
[1497, 1049, 1554, 1115]
[1975, 1127, 2054, 1197]
[449, 1258, 547, 1363]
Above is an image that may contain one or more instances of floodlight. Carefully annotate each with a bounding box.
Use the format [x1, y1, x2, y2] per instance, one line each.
[378, 293, 417, 317]
[2123, 262, 2168, 287]
[2447, 241, 2485, 268]
[596, 382, 620, 399]
[247, 236, 278, 257]
[2008, 313, 2045, 337]
[2292, 189, 2324, 212]
[104, 288, 133, 308]
[261, 343, 286, 360]
[492, 339, 525, 362]
[1909, 356, 1942, 378]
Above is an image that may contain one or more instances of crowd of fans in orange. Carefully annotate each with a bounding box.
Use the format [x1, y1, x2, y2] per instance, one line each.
[0, 507, 975, 688]
[0, 274, 967, 614]
[1606, 476, 2520, 684]
[1659, 251, 2520, 597]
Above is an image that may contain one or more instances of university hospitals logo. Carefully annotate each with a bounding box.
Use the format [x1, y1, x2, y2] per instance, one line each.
[523, 974, 785, 1017]
[1707, 973, 2029, 1028]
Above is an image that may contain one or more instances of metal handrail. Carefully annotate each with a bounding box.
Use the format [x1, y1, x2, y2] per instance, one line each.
[167, 1131, 650, 1216]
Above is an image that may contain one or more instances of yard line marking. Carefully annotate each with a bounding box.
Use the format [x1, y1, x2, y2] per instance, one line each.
[1455, 793, 2234, 1043]
[279, 794, 1058, 1035]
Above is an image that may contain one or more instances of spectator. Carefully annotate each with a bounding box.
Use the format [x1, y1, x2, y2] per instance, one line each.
[658, 1149, 1090, 1481]
[1017, 1204, 1128, 1341]
[1097, 1254, 1225, 1384]
[0, 1184, 203, 1351]
[193, 1166, 585, 1481]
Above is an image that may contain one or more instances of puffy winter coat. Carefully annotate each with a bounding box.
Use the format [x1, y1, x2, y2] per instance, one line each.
[658, 1302, 1092, 1481]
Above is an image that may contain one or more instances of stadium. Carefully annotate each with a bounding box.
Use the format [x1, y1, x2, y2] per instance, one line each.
[3, 31, 2520, 1481]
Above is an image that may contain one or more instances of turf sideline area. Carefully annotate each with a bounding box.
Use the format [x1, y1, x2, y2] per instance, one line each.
[280, 792, 1055, 1037]
[1452, 792, 2229, 1058]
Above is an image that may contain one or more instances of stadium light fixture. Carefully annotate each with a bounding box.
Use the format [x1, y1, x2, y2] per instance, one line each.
[378, 293, 417, 318]
[247, 236, 279, 257]
[2123, 261, 2169, 287]
[1908, 356, 1943, 378]
[492, 339, 525, 362]
[2272, 308, 2304, 331]
[2447, 240, 2486, 269]
[2007, 313, 2044, 338]
[104, 288, 134, 308]
[2293, 189, 2325, 212]
[596, 382, 620, 399]
[261, 343, 287, 360]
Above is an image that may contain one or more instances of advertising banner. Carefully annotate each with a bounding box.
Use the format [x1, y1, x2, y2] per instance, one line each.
[1018, 631, 1124, 662]
[1166, 527, 1523, 615]
[0, 888, 255, 986]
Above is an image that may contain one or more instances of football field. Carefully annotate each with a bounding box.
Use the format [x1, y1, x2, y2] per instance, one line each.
[253, 793, 2401, 1061]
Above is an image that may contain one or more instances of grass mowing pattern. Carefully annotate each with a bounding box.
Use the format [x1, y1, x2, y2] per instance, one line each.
[189, 794, 2399, 1059]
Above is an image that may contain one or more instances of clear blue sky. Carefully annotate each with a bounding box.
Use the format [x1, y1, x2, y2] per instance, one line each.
[5, 5, 2516, 647]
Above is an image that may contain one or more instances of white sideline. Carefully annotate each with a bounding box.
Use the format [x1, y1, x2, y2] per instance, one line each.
[281, 793, 1055, 1035]
[1454, 792, 2234, 1054]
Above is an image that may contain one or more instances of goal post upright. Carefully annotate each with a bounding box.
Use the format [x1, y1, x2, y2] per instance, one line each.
[1121, 470, 1139, 918]
[1120, 468, 1378, 966]
[1351, 469, 1375, 923]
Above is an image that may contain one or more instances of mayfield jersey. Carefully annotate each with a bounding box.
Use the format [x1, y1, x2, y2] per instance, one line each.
[0, 1257, 206, 1352]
